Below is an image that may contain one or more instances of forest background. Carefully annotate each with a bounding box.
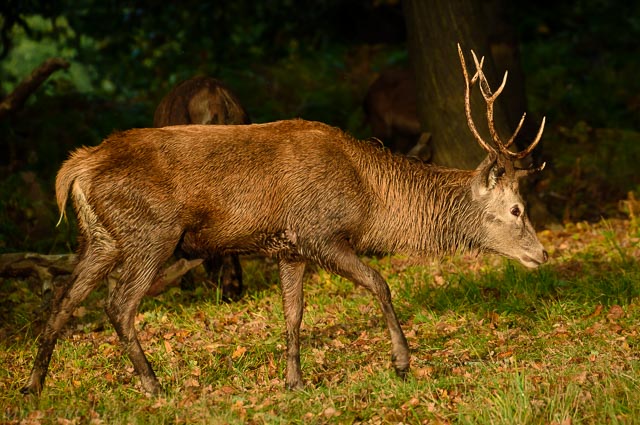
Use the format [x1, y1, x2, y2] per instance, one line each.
[1, 0, 640, 254]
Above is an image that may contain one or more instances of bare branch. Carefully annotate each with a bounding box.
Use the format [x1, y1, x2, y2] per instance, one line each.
[0, 57, 70, 120]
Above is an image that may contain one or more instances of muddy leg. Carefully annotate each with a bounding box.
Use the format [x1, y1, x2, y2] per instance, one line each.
[278, 258, 306, 389]
[21, 247, 118, 395]
[105, 252, 174, 395]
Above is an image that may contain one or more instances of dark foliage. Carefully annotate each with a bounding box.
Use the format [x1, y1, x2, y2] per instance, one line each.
[1, 0, 640, 252]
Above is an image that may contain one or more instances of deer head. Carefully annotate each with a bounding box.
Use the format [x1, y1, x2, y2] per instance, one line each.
[458, 44, 548, 268]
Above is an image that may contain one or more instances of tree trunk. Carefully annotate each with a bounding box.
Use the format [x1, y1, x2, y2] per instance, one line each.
[402, 0, 515, 169]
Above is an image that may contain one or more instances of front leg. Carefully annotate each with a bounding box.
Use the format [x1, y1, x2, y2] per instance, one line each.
[318, 241, 410, 378]
[278, 258, 306, 389]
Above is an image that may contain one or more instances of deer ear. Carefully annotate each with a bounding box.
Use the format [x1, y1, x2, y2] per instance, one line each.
[473, 155, 502, 197]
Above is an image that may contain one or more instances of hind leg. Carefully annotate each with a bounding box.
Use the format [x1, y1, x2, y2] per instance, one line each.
[205, 254, 243, 301]
[278, 258, 306, 389]
[21, 243, 119, 395]
[105, 241, 178, 395]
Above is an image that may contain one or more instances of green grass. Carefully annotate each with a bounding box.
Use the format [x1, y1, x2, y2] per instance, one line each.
[1, 220, 640, 424]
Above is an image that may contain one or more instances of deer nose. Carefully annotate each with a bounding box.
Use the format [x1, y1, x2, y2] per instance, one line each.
[542, 250, 549, 263]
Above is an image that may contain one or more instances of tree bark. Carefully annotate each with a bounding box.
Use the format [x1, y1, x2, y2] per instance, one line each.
[402, 0, 515, 169]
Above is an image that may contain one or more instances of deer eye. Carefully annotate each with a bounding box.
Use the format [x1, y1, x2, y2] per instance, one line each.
[510, 206, 521, 217]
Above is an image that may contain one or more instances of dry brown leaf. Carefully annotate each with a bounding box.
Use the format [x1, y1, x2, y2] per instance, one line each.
[232, 345, 247, 359]
[184, 378, 200, 388]
[585, 304, 603, 319]
[72, 306, 87, 318]
[607, 305, 625, 321]
[571, 370, 588, 385]
[401, 397, 420, 410]
[323, 406, 340, 418]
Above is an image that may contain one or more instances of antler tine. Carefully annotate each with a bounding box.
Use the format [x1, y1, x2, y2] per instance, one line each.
[459, 44, 545, 162]
[470, 49, 515, 158]
[471, 50, 507, 100]
[457, 43, 495, 155]
[515, 161, 546, 179]
[513, 116, 546, 159]
[504, 112, 526, 148]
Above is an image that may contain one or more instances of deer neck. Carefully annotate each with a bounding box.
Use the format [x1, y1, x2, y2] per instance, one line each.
[356, 150, 486, 257]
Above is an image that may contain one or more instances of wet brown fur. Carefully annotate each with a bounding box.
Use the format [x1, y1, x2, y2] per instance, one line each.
[153, 76, 250, 300]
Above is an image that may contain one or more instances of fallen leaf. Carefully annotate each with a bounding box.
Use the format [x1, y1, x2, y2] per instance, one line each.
[219, 385, 235, 394]
[232, 345, 247, 359]
[414, 366, 433, 379]
[323, 407, 340, 418]
[401, 397, 420, 410]
[584, 304, 603, 319]
[184, 378, 200, 388]
[552, 325, 569, 338]
[497, 350, 514, 359]
[571, 370, 588, 385]
[73, 306, 87, 318]
[332, 339, 345, 349]
[607, 305, 624, 321]
[151, 398, 168, 409]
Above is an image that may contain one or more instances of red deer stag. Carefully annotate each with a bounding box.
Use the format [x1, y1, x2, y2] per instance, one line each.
[22, 45, 547, 395]
[154, 76, 250, 300]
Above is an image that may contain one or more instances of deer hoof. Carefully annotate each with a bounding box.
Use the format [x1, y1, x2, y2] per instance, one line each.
[286, 380, 304, 391]
[393, 364, 410, 380]
[20, 385, 40, 396]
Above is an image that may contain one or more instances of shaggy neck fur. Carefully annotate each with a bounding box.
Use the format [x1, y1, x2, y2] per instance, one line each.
[349, 142, 488, 257]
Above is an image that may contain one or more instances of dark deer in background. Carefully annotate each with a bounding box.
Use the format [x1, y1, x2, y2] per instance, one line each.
[22, 46, 547, 396]
[154, 76, 250, 301]
[154, 76, 250, 127]
[363, 68, 431, 161]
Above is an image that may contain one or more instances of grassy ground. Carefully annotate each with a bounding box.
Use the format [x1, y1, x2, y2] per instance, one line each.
[1, 219, 639, 424]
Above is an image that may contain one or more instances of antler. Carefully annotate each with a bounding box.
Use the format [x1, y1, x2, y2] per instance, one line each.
[457, 43, 545, 160]
[458, 45, 494, 155]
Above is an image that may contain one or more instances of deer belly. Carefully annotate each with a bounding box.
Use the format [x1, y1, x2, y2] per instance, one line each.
[181, 228, 298, 257]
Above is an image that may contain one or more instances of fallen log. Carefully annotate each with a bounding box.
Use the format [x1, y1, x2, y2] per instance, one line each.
[0, 252, 204, 304]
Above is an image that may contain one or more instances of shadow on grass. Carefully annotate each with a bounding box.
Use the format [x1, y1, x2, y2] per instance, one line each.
[3, 253, 639, 351]
[0, 256, 282, 344]
[403, 257, 640, 320]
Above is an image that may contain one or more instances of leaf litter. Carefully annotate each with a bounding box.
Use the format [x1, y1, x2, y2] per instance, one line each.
[1, 218, 639, 423]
